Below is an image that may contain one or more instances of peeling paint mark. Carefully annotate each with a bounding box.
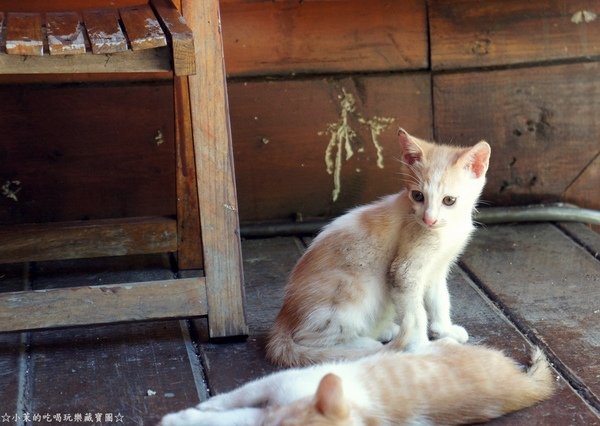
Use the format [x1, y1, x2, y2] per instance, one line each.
[6, 40, 44, 55]
[359, 116, 395, 169]
[95, 31, 125, 48]
[471, 38, 491, 55]
[1, 180, 21, 202]
[144, 17, 163, 34]
[224, 203, 237, 212]
[245, 256, 269, 264]
[154, 130, 164, 146]
[571, 10, 597, 24]
[320, 88, 357, 202]
[319, 88, 395, 202]
[261, 137, 270, 145]
[48, 26, 86, 53]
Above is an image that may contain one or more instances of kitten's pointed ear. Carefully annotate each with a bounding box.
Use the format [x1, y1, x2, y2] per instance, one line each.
[458, 141, 491, 179]
[398, 127, 424, 165]
[314, 374, 349, 420]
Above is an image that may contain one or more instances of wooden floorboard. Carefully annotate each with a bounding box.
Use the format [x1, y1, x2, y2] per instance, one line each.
[0, 264, 26, 419]
[193, 228, 600, 424]
[451, 268, 599, 425]
[461, 223, 600, 415]
[0, 333, 21, 418]
[193, 237, 303, 393]
[27, 321, 200, 425]
[0, 255, 204, 425]
[556, 222, 600, 260]
[0, 223, 598, 424]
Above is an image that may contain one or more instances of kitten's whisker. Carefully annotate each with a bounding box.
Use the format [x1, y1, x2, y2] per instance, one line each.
[396, 171, 420, 179]
[395, 174, 419, 182]
[473, 220, 488, 229]
[396, 173, 421, 186]
[398, 161, 423, 179]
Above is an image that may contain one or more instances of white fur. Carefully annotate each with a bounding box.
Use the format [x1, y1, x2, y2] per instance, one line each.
[161, 338, 554, 426]
[161, 361, 371, 426]
[265, 132, 491, 366]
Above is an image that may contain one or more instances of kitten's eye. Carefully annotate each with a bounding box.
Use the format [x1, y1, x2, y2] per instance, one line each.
[442, 196, 456, 206]
[411, 190, 424, 203]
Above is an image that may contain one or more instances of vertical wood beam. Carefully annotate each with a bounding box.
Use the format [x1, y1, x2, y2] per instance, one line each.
[174, 75, 203, 270]
[170, 0, 203, 269]
[181, 0, 248, 338]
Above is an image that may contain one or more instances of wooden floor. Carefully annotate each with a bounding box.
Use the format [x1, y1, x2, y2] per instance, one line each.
[1, 222, 599, 425]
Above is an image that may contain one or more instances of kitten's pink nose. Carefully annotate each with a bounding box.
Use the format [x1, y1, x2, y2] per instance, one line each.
[423, 214, 437, 226]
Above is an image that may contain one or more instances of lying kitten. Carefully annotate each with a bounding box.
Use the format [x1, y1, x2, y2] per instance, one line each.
[267, 128, 491, 366]
[160, 339, 555, 426]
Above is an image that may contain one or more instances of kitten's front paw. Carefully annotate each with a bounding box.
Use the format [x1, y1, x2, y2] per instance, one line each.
[160, 408, 205, 426]
[387, 332, 430, 353]
[377, 323, 401, 343]
[198, 397, 228, 412]
[161, 408, 262, 426]
[404, 340, 430, 353]
[430, 323, 469, 343]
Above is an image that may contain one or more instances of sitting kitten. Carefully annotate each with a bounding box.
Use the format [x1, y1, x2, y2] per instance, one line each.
[267, 128, 491, 366]
[160, 339, 555, 426]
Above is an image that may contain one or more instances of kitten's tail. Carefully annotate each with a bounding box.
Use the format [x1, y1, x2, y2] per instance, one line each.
[524, 347, 556, 400]
[504, 347, 555, 413]
[266, 327, 381, 367]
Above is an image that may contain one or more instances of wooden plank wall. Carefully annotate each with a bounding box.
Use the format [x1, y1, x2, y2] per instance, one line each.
[1, 0, 598, 228]
[430, 0, 600, 214]
[0, 81, 176, 225]
[0, 0, 176, 228]
[219, 0, 600, 223]
[222, 0, 430, 222]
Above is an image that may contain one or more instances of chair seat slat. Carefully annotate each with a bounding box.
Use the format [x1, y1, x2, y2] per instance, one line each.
[46, 12, 86, 55]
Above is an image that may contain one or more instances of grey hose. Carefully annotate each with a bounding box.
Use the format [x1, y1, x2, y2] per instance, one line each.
[240, 203, 600, 238]
[475, 203, 600, 225]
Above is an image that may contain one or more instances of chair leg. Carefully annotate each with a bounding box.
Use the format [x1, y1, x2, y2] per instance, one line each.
[182, 0, 248, 338]
[174, 75, 203, 270]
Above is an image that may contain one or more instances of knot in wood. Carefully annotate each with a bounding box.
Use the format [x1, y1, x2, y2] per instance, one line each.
[471, 38, 491, 56]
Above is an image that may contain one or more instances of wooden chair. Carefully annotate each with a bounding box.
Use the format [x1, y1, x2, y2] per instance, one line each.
[0, 0, 248, 338]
